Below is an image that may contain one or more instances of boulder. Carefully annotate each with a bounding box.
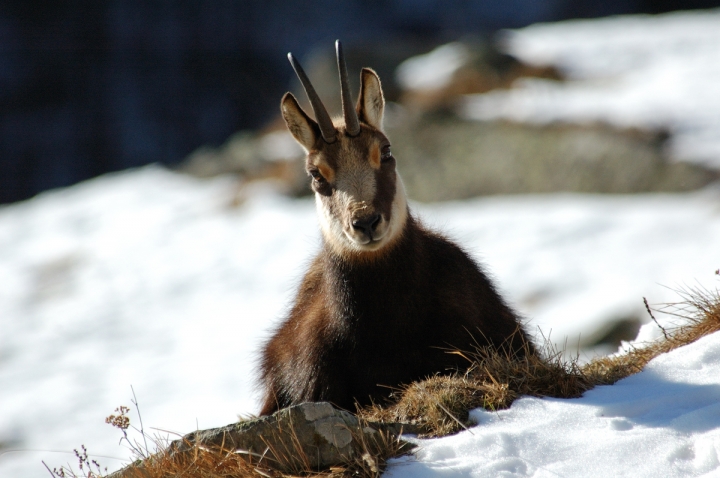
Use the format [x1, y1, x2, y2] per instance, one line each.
[107, 402, 418, 476]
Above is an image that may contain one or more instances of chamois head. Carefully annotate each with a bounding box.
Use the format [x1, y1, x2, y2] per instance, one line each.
[281, 41, 408, 258]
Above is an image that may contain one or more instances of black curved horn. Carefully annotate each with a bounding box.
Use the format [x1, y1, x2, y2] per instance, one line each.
[335, 40, 360, 136]
[288, 52, 336, 144]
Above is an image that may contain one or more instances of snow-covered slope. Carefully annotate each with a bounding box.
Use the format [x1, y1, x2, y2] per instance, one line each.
[388, 331, 720, 478]
[4, 9, 720, 477]
[0, 166, 718, 477]
[0, 168, 313, 476]
[462, 9, 720, 169]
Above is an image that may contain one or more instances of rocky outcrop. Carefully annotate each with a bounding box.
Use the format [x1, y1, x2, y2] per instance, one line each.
[181, 116, 718, 202]
[390, 117, 717, 201]
[107, 402, 418, 476]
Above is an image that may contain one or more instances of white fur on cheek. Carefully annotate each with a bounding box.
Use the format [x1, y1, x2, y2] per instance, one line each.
[385, 173, 408, 245]
[316, 194, 350, 255]
[315, 172, 408, 256]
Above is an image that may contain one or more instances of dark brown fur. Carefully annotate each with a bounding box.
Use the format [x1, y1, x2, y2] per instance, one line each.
[258, 44, 534, 415]
[259, 215, 534, 415]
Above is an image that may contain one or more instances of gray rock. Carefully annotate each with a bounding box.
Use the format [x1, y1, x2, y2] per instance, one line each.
[107, 402, 418, 476]
[180, 114, 718, 202]
[388, 116, 717, 201]
[178, 40, 720, 200]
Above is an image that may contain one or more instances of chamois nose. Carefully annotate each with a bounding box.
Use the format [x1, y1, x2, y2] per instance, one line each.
[352, 214, 381, 236]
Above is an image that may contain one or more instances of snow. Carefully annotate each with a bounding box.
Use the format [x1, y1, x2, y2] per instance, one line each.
[387, 332, 720, 478]
[461, 9, 720, 168]
[419, 192, 720, 353]
[4, 10, 720, 478]
[0, 168, 316, 476]
[396, 43, 470, 92]
[0, 166, 718, 477]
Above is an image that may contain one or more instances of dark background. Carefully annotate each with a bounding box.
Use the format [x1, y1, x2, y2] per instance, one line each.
[1, 0, 718, 204]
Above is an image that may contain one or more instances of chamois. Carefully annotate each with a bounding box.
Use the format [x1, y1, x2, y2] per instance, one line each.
[259, 41, 534, 415]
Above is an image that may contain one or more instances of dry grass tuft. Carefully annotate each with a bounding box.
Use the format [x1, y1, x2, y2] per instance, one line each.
[50, 425, 409, 478]
[358, 341, 592, 437]
[584, 285, 720, 386]
[92, 414, 409, 478]
[104, 422, 410, 478]
[360, 285, 720, 437]
[49, 284, 720, 476]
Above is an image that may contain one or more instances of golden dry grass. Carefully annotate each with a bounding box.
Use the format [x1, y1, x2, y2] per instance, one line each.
[48, 417, 412, 478]
[359, 285, 720, 437]
[103, 426, 409, 478]
[49, 284, 720, 477]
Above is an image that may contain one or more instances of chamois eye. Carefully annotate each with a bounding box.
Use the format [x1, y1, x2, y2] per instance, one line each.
[380, 145, 393, 163]
[308, 169, 324, 182]
[308, 168, 332, 195]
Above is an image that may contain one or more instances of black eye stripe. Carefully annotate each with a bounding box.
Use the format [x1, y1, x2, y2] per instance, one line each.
[380, 145, 393, 162]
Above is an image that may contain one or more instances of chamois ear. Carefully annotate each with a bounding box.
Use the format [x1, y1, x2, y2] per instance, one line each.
[356, 68, 385, 131]
[281, 92, 319, 151]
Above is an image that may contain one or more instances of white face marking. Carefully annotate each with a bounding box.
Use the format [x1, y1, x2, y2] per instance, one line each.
[282, 64, 393, 259]
[386, 174, 408, 245]
[316, 170, 408, 257]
